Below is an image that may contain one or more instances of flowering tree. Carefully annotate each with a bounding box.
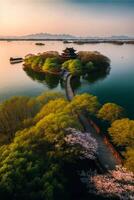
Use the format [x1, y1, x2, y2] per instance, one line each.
[65, 128, 98, 160]
[79, 166, 134, 200]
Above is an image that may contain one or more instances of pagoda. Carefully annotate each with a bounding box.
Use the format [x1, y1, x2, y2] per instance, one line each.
[61, 48, 77, 59]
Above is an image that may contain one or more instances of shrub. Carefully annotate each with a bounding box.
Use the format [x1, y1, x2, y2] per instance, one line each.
[62, 59, 82, 75]
[97, 103, 124, 123]
[108, 118, 134, 147]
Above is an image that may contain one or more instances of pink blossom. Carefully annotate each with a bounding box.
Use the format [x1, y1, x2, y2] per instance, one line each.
[79, 166, 134, 200]
[65, 128, 98, 159]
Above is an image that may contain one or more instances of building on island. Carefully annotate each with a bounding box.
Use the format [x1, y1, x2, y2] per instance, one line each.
[61, 48, 77, 59]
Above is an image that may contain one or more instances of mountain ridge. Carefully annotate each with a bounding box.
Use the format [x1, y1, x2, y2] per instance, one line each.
[0, 33, 134, 40]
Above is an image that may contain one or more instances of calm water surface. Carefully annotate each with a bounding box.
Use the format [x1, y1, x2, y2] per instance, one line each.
[0, 41, 134, 118]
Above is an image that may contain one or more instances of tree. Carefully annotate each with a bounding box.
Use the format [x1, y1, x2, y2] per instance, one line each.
[35, 112, 81, 143]
[85, 61, 96, 73]
[108, 118, 134, 147]
[65, 128, 98, 160]
[36, 91, 65, 105]
[97, 103, 124, 123]
[124, 148, 134, 172]
[31, 56, 44, 71]
[0, 128, 68, 200]
[42, 57, 61, 72]
[0, 97, 41, 142]
[78, 51, 110, 71]
[35, 98, 69, 123]
[80, 166, 134, 199]
[24, 52, 60, 72]
[62, 59, 82, 75]
[67, 93, 100, 115]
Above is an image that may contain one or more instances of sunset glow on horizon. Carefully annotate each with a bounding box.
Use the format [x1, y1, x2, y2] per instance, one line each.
[0, 0, 134, 36]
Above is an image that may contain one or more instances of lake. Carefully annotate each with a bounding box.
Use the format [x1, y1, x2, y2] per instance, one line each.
[0, 41, 134, 118]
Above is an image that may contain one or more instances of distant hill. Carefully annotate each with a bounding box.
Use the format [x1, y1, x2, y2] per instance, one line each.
[0, 33, 134, 40]
[21, 33, 77, 39]
[0, 33, 77, 40]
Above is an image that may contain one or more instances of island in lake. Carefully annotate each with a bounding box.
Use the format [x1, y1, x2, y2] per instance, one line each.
[23, 48, 110, 76]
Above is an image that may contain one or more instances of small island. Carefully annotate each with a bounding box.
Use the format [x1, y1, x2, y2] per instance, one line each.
[35, 42, 45, 46]
[23, 48, 110, 77]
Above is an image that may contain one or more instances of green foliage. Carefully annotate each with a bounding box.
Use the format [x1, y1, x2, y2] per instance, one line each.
[0, 97, 41, 143]
[35, 98, 69, 122]
[24, 55, 36, 66]
[24, 55, 44, 72]
[68, 93, 100, 115]
[31, 56, 44, 71]
[0, 92, 84, 200]
[35, 112, 81, 143]
[36, 91, 65, 105]
[0, 128, 68, 200]
[44, 74, 60, 89]
[43, 58, 61, 72]
[85, 61, 95, 73]
[0, 90, 133, 199]
[24, 51, 110, 78]
[62, 59, 82, 75]
[78, 51, 110, 71]
[98, 103, 124, 123]
[124, 148, 134, 172]
[108, 118, 134, 147]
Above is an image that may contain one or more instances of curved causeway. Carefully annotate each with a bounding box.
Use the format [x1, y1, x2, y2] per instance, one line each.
[65, 74, 122, 171]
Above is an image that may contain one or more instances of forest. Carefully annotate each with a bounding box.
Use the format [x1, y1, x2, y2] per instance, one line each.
[0, 91, 133, 200]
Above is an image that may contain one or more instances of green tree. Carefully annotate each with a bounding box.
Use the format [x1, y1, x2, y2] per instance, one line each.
[35, 98, 69, 123]
[85, 61, 96, 73]
[62, 59, 82, 75]
[0, 128, 68, 200]
[35, 112, 81, 143]
[0, 97, 41, 142]
[43, 58, 61, 72]
[67, 93, 100, 115]
[108, 118, 134, 146]
[97, 103, 124, 123]
[36, 91, 65, 105]
[124, 148, 134, 172]
[31, 56, 44, 71]
[78, 51, 110, 71]
[24, 55, 36, 66]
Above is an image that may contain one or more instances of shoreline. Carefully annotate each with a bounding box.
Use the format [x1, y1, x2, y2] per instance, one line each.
[0, 38, 134, 44]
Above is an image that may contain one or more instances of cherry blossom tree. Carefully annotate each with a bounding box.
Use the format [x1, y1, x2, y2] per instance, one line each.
[65, 128, 98, 160]
[79, 166, 134, 200]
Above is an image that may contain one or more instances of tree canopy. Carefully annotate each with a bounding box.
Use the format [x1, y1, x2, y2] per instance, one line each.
[0, 90, 133, 199]
[0, 92, 98, 200]
[97, 103, 124, 123]
[68, 93, 100, 115]
[43, 58, 61, 73]
[24, 50, 110, 78]
[0, 96, 41, 143]
[108, 118, 134, 147]
[62, 59, 83, 75]
[124, 148, 134, 172]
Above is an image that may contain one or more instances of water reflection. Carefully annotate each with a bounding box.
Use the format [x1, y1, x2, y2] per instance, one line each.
[82, 68, 110, 84]
[24, 65, 110, 91]
[71, 67, 110, 91]
[23, 68, 60, 89]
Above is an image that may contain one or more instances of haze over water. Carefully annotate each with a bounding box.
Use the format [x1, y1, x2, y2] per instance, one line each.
[0, 0, 134, 37]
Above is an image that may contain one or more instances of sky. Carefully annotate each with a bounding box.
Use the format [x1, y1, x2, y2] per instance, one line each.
[0, 0, 134, 36]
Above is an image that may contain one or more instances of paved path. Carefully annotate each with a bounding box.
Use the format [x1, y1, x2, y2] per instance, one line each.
[65, 74, 121, 171]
